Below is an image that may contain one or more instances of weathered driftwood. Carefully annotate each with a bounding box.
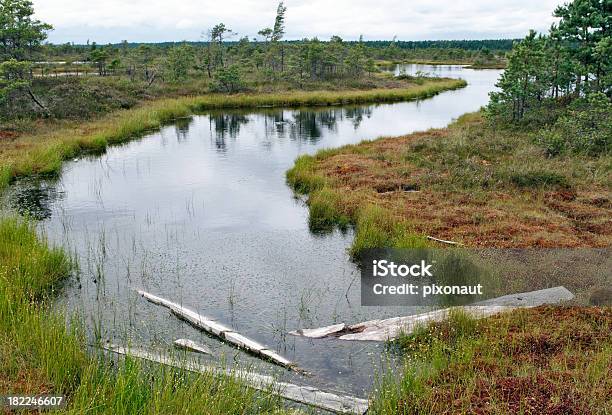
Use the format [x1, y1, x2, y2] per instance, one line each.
[174, 339, 214, 356]
[102, 343, 369, 415]
[294, 323, 347, 339]
[426, 235, 463, 245]
[137, 290, 299, 371]
[290, 286, 574, 342]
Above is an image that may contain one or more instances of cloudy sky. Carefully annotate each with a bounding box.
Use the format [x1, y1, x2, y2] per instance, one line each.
[33, 0, 565, 44]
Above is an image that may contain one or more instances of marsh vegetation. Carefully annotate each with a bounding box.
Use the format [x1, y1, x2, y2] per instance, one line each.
[0, 0, 610, 413]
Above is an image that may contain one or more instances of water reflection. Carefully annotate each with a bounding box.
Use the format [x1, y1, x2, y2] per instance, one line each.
[209, 113, 250, 141]
[9, 179, 63, 220]
[174, 117, 193, 142]
[204, 106, 376, 146]
[345, 106, 373, 129]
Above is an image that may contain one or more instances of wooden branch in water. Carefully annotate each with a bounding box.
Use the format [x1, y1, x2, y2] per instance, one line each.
[137, 290, 300, 372]
[426, 235, 463, 245]
[290, 286, 574, 342]
[174, 339, 214, 356]
[102, 343, 369, 414]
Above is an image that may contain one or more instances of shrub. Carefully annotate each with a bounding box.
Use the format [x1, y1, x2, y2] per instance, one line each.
[1, 77, 144, 121]
[536, 93, 611, 156]
[210, 65, 246, 94]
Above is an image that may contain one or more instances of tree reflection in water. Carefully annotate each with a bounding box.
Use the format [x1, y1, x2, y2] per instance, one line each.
[173, 117, 193, 142]
[206, 105, 375, 147]
[208, 113, 250, 151]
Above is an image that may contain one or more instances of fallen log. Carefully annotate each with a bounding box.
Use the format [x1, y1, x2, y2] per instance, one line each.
[174, 339, 214, 356]
[290, 286, 574, 342]
[102, 343, 369, 414]
[137, 290, 299, 372]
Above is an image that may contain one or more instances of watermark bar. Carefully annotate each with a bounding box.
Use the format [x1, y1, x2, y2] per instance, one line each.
[360, 248, 611, 307]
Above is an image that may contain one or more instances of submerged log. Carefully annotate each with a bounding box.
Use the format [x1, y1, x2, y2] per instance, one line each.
[290, 286, 574, 342]
[102, 343, 369, 414]
[137, 290, 300, 372]
[174, 339, 214, 356]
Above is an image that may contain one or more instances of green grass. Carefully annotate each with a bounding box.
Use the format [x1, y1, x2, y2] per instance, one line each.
[352, 205, 428, 256]
[285, 154, 327, 194]
[0, 218, 287, 413]
[507, 169, 570, 189]
[370, 306, 612, 414]
[307, 187, 352, 231]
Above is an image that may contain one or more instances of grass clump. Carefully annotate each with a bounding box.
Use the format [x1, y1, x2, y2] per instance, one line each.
[286, 154, 326, 194]
[0, 217, 288, 413]
[0, 218, 85, 394]
[392, 309, 481, 355]
[352, 205, 427, 256]
[0, 217, 71, 302]
[287, 155, 430, 256]
[372, 306, 612, 415]
[308, 187, 352, 231]
[0, 165, 11, 191]
[508, 169, 569, 189]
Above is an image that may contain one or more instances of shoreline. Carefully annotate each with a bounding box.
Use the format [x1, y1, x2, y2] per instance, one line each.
[286, 112, 611, 254]
[0, 78, 466, 191]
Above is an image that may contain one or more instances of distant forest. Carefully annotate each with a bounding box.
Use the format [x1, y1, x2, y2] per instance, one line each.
[50, 39, 517, 51]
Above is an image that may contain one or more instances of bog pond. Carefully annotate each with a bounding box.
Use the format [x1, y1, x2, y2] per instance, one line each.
[5, 65, 502, 397]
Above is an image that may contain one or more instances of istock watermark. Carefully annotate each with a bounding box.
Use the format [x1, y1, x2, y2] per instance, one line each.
[360, 248, 611, 307]
[370, 258, 483, 297]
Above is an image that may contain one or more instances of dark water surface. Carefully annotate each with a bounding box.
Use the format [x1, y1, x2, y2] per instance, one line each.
[6, 65, 502, 397]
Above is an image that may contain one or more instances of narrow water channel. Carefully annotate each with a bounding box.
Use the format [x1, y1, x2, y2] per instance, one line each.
[6, 65, 502, 396]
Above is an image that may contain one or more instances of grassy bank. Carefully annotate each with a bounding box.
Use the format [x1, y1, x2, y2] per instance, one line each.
[287, 112, 611, 255]
[2, 70, 443, 129]
[0, 78, 465, 191]
[0, 218, 287, 413]
[370, 306, 611, 414]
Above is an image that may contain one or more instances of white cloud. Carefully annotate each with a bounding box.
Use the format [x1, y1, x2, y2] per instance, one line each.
[32, 0, 564, 44]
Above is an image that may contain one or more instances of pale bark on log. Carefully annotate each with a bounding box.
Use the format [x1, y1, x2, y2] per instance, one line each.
[137, 290, 300, 372]
[174, 339, 214, 355]
[290, 286, 574, 342]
